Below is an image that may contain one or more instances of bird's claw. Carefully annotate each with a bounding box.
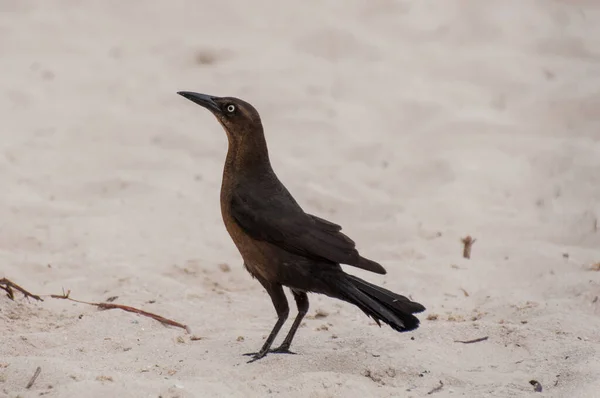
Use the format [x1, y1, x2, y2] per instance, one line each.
[269, 346, 296, 355]
[244, 352, 267, 363]
[243, 346, 297, 362]
[242, 351, 262, 357]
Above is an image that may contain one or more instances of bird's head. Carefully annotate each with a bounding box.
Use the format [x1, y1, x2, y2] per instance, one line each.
[177, 91, 263, 142]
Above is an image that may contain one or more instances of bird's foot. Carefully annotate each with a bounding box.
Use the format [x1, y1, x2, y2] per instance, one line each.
[243, 350, 268, 363]
[268, 345, 297, 355]
[243, 346, 296, 363]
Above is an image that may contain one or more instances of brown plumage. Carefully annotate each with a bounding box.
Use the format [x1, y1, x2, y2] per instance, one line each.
[178, 91, 425, 362]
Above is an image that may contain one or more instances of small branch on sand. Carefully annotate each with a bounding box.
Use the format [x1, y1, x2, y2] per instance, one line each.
[25, 366, 42, 389]
[461, 236, 476, 259]
[1, 279, 189, 333]
[50, 290, 190, 333]
[0, 278, 43, 301]
[454, 336, 489, 344]
[427, 380, 444, 395]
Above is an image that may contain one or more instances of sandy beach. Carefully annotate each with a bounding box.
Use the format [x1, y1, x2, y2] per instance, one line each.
[1, 1, 600, 397]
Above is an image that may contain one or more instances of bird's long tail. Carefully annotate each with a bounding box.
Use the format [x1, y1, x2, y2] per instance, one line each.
[331, 273, 425, 332]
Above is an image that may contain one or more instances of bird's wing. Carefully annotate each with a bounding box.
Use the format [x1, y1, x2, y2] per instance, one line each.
[230, 189, 386, 274]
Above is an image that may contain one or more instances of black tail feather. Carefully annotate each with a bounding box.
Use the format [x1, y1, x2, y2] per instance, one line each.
[334, 274, 425, 332]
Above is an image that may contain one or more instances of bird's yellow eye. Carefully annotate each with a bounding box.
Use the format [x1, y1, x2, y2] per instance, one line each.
[226, 104, 236, 113]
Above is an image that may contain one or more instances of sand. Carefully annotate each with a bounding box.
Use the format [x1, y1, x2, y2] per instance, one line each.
[1, 0, 600, 397]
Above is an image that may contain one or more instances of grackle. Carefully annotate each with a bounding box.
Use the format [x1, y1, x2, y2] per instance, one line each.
[178, 91, 425, 362]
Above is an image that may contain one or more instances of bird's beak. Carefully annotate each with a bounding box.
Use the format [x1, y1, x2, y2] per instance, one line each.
[177, 91, 221, 113]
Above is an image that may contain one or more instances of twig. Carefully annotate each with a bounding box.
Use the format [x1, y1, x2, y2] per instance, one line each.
[25, 366, 41, 389]
[50, 290, 190, 333]
[461, 236, 476, 259]
[1, 279, 189, 333]
[454, 336, 489, 344]
[0, 278, 43, 301]
[427, 380, 444, 395]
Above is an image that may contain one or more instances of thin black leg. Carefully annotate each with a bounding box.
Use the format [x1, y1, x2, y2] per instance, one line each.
[243, 283, 289, 363]
[270, 289, 309, 354]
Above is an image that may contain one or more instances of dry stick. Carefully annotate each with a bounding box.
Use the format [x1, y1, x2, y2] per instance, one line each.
[461, 236, 476, 259]
[50, 290, 190, 333]
[1, 280, 189, 333]
[25, 366, 42, 389]
[0, 278, 43, 301]
[454, 336, 489, 344]
[427, 380, 444, 395]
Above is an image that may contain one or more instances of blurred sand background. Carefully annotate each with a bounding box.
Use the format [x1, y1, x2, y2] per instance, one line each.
[1, 0, 600, 397]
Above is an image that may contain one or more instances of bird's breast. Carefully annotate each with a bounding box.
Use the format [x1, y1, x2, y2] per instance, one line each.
[219, 189, 279, 282]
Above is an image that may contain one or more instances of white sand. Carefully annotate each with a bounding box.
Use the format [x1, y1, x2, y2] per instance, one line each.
[1, 1, 600, 397]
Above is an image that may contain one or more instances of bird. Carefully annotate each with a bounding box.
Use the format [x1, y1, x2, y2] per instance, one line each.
[177, 91, 426, 362]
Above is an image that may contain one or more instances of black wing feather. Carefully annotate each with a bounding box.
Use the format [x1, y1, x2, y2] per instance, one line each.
[230, 189, 386, 274]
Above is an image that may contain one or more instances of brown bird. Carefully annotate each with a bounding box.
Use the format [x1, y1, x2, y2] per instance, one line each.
[178, 91, 425, 362]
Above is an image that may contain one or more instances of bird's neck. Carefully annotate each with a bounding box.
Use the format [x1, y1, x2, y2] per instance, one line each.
[223, 128, 273, 180]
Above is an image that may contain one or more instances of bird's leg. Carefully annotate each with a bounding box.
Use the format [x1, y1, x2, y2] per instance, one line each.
[270, 290, 309, 354]
[244, 283, 289, 363]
